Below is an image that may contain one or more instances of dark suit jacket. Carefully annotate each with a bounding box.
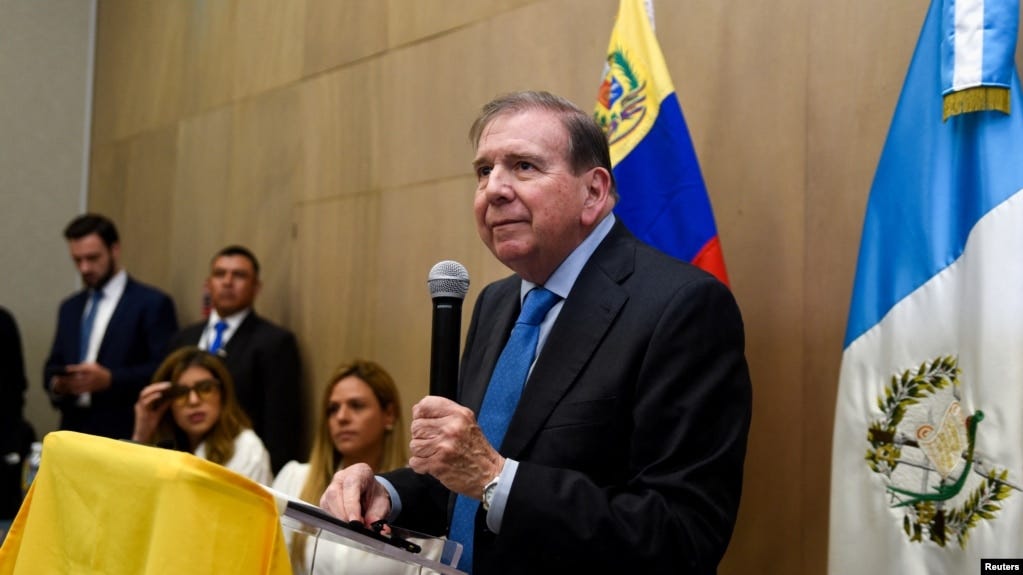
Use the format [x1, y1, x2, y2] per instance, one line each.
[1, 307, 29, 519]
[387, 222, 752, 574]
[44, 277, 178, 439]
[1, 307, 26, 455]
[171, 312, 302, 472]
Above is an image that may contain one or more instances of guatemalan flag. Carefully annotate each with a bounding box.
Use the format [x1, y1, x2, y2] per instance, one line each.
[594, 0, 729, 285]
[829, 1, 1023, 573]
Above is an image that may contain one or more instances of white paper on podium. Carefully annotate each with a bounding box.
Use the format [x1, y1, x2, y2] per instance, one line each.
[262, 485, 465, 575]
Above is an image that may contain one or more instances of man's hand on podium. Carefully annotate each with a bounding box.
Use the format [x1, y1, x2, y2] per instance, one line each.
[320, 463, 392, 525]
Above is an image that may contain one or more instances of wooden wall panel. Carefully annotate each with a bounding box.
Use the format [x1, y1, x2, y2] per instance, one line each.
[385, 0, 538, 47]
[299, 62, 382, 203]
[232, 0, 306, 101]
[292, 195, 380, 426]
[118, 126, 179, 290]
[92, 0, 188, 143]
[304, 0, 388, 76]
[87, 142, 129, 230]
[228, 87, 303, 326]
[375, 28, 492, 191]
[375, 177, 494, 418]
[180, 0, 239, 117]
[170, 107, 235, 323]
[89, 127, 178, 290]
[376, 0, 616, 192]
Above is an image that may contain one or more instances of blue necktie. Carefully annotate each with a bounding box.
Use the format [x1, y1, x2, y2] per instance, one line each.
[208, 320, 229, 354]
[79, 289, 103, 362]
[449, 286, 561, 573]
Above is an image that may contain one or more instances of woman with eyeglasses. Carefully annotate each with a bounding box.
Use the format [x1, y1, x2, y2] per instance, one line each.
[132, 346, 272, 485]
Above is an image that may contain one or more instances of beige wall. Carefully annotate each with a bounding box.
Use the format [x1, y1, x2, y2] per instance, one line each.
[0, 0, 95, 437]
[83, 0, 1023, 573]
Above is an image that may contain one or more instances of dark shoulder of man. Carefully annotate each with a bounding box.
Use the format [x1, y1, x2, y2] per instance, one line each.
[251, 313, 298, 342]
[126, 276, 175, 301]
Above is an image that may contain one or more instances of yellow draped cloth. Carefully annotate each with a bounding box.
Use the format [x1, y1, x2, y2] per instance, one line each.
[0, 431, 292, 575]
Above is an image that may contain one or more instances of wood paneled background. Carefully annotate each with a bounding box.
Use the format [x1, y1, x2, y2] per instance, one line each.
[83, 1, 1023, 573]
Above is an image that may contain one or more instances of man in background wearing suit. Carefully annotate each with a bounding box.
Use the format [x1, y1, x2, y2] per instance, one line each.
[170, 245, 302, 473]
[321, 91, 752, 574]
[45, 214, 178, 440]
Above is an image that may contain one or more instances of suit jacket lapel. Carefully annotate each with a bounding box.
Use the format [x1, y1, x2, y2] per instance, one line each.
[222, 312, 259, 357]
[501, 223, 635, 458]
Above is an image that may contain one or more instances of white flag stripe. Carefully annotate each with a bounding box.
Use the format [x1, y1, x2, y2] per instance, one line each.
[830, 189, 1023, 574]
[953, 0, 985, 89]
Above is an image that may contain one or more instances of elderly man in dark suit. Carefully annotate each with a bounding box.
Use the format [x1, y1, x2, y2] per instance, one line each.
[44, 214, 178, 440]
[169, 245, 302, 473]
[320, 91, 752, 574]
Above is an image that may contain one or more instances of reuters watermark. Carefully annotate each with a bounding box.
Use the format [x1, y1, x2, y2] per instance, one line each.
[983, 559, 1023, 573]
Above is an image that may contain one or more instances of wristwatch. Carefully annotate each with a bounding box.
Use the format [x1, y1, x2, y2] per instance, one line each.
[481, 475, 500, 511]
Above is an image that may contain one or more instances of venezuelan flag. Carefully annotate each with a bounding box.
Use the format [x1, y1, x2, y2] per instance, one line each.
[595, 0, 729, 285]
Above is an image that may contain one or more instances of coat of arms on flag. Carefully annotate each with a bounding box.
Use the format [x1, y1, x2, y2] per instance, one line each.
[596, 49, 648, 146]
[864, 356, 1014, 548]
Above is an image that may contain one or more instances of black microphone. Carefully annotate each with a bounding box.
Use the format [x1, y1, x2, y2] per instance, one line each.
[427, 261, 469, 400]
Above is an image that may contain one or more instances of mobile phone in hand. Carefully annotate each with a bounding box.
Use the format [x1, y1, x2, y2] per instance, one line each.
[45, 365, 70, 379]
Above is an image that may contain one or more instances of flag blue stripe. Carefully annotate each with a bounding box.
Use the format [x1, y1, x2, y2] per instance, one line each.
[845, 0, 1023, 347]
[613, 93, 718, 263]
[983, 0, 1019, 87]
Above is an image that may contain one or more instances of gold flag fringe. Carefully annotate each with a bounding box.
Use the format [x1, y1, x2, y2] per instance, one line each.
[943, 86, 1011, 121]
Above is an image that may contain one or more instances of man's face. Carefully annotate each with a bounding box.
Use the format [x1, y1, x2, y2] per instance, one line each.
[472, 109, 609, 284]
[68, 233, 118, 289]
[206, 254, 260, 317]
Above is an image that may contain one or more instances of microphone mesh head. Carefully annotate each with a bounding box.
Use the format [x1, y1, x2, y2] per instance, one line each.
[428, 260, 470, 299]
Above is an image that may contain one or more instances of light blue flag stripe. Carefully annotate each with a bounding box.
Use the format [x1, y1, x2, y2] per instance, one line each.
[845, 0, 1023, 346]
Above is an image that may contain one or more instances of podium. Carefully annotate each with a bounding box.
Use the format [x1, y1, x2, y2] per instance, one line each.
[274, 493, 464, 575]
[0, 432, 464, 575]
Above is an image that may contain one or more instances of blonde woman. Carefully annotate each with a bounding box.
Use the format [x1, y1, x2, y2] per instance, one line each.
[273, 359, 411, 574]
[133, 346, 271, 485]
